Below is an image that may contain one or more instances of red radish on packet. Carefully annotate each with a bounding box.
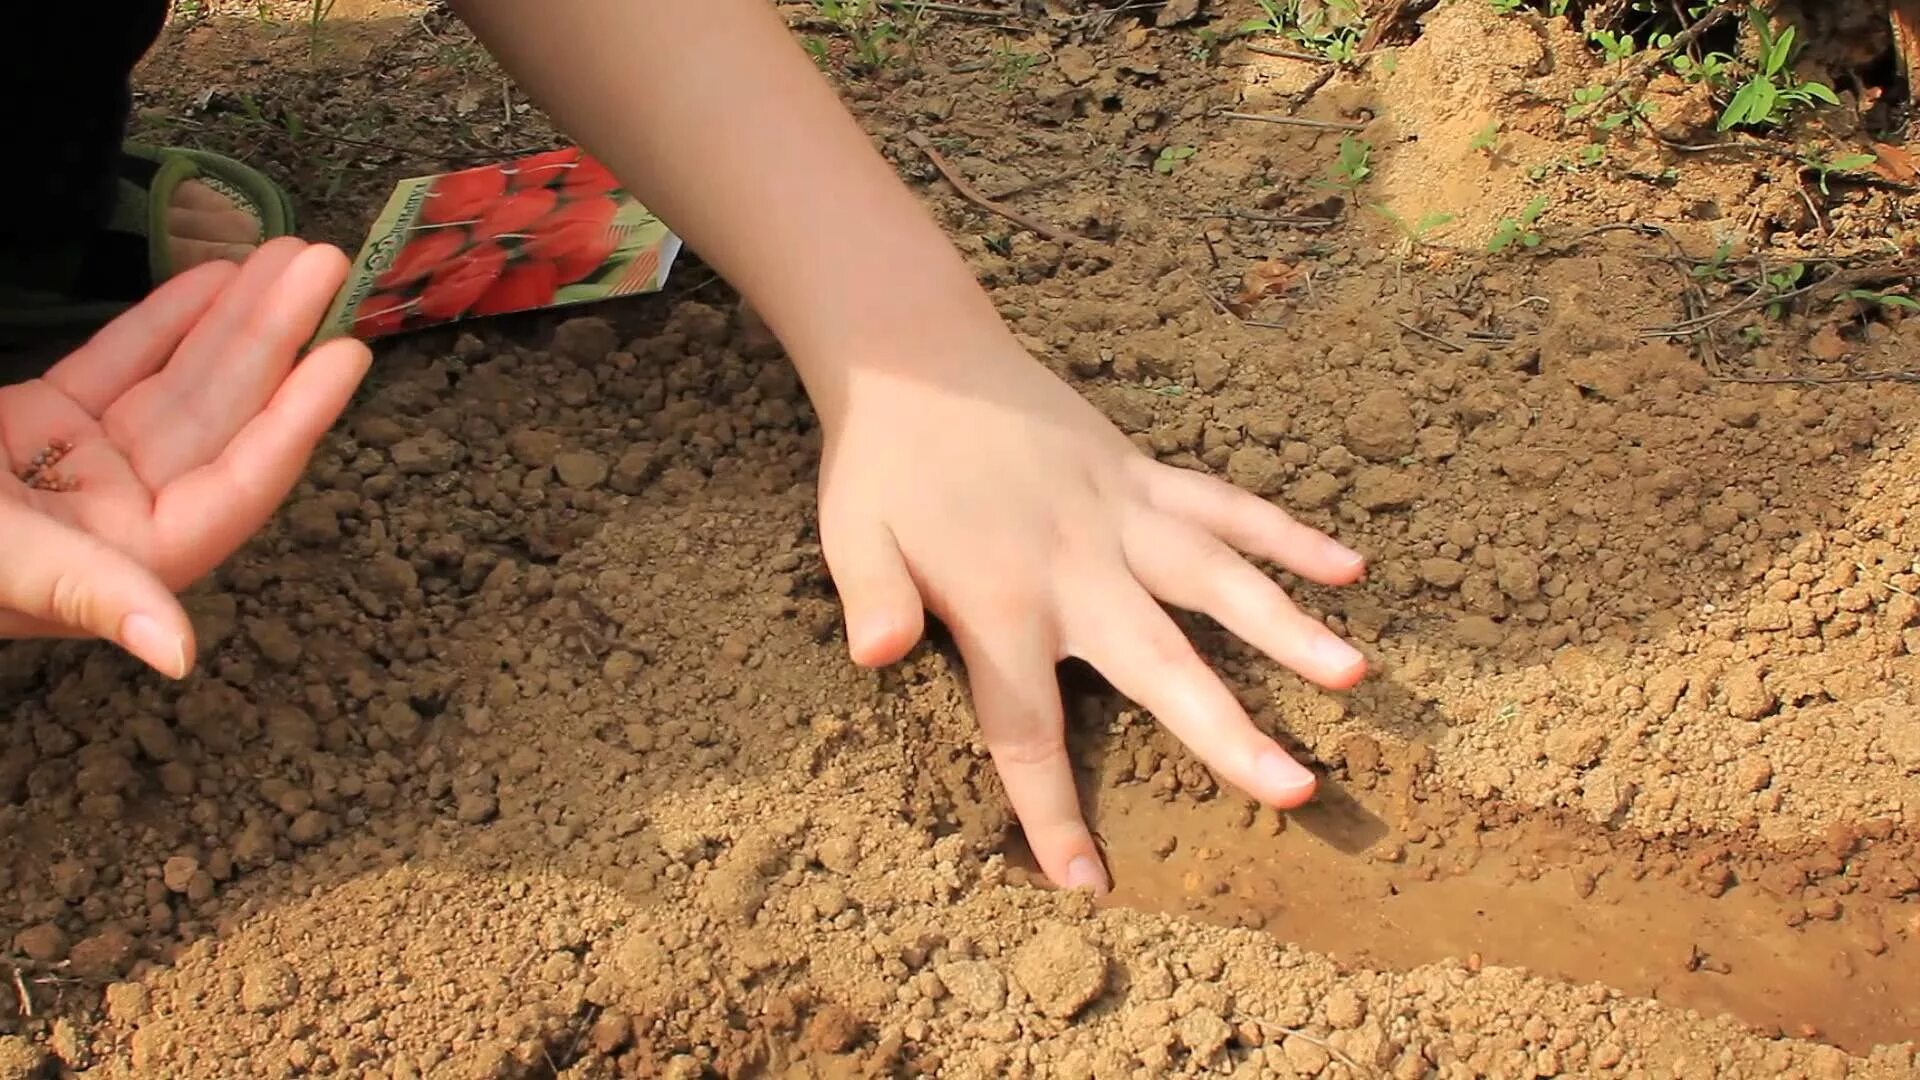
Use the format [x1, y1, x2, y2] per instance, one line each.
[318, 146, 683, 342]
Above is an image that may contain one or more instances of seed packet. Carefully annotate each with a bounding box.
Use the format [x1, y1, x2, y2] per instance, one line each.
[316, 146, 682, 342]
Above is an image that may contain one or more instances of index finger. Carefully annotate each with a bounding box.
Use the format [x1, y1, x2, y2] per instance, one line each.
[106, 239, 349, 490]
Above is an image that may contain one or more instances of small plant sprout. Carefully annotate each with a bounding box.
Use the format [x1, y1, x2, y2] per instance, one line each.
[1690, 239, 1735, 282]
[1470, 122, 1502, 156]
[1154, 145, 1197, 175]
[1487, 194, 1549, 253]
[1800, 149, 1878, 195]
[992, 46, 1042, 93]
[1588, 29, 1639, 65]
[1717, 7, 1839, 131]
[1369, 205, 1456, 255]
[1758, 262, 1807, 320]
[1316, 135, 1373, 197]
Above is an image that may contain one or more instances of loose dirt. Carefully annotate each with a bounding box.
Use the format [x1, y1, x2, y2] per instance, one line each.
[3, 0, 1919, 1076]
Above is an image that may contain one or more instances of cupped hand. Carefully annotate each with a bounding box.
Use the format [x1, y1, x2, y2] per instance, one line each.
[0, 238, 372, 677]
[816, 336, 1368, 894]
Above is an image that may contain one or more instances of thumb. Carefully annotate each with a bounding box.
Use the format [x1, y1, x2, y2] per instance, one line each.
[820, 512, 925, 668]
[0, 500, 196, 679]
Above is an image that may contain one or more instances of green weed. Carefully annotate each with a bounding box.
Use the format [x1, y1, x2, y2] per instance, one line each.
[1799, 149, 1878, 195]
[1154, 145, 1197, 175]
[1717, 7, 1838, 131]
[1487, 195, 1549, 253]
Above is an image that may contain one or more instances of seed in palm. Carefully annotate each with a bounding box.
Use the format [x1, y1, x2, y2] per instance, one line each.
[16, 439, 80, 492]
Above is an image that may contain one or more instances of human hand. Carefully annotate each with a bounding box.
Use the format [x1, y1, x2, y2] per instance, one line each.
[0, 238, 372, 677]
[815, 335, 1367, 894]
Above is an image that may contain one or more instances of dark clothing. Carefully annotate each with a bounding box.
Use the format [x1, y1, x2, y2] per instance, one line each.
[3, 3, 169, 290]
[0, 2, 171, 376]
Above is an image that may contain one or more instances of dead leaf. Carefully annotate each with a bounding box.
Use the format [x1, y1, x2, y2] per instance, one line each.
[1233, 260, 1302, 308]
[1870, 142, 1919, 183]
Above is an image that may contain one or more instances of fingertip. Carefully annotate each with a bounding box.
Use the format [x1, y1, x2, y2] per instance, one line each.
[118, 610, 195, 680]
[1255, 748, 1319, 808]
[1063, 853, 1111, 896]
[1320, 653, 1368, 690]
[847, 609, 923, 668]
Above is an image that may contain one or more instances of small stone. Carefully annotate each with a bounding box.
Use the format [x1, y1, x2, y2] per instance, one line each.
[553, 451, 610, 490]
[610, 445, 662, 494]
[14, 923, 68, 964]
[817, 835, 860, 874]
[552, 317, 620, 362]
[68, 927, 137, 979]
[1284, 1033, 1333, 1074]
[1419, 558, 1468, 589]
[1324, 986, 1366, 1029]
[1008, 923, 1109, 1020]
[1349, 466, 1419, 511]
[390, 430, 461, 475]
[162, 856, 200, 894]
[1175, 1007, 1233, 1065]
[246, 618, 303, 668]
[1544, 726, 1606, 769]
[935, 960, 1007, 1015]
[1054, 43, 1100, 85]
[240, 960, 300, 1013]
[455, 793, 498, 825]
[506, 429, 564, 469]
[126, 715, 180, 762]
[0, 1036, 48, 1078]
[1722, 664, 1776, 721]
[284, 499, 341, 544]
[1736, 755, 1774, 792]
[1225, 447, 1286, 496]
[1288, 471, 1347, 509]
[360, 555, 418, 594]
[288, 811, 329, 845]
[265, 707, 320, 754]
[377, 701, 422, 744]
[1344, 388, 1417, 461]
[105, 982, 150, 1024]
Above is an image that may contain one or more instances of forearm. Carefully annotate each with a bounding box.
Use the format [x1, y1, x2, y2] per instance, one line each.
[449, 0, 1008, 417]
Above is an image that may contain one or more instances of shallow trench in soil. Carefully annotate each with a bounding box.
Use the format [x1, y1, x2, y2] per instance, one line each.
[1007, 741, 1920, 1054]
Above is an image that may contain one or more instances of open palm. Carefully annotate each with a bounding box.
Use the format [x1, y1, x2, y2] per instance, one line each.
[0, 239, 371, 677]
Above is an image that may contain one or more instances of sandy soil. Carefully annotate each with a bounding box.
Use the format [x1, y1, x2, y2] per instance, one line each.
[3, 0, 1919, 1076]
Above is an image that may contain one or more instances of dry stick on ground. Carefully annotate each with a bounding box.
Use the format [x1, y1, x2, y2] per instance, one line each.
[1219, 111, 1368, 132]
[1395, 318, 1466, 352]
[1244, 1018, 1374, 1076]
[1562, 0, 1745, 126]
[904, 132, 1111, 251]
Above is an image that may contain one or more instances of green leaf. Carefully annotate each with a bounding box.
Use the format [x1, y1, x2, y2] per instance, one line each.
[1828, 153, 1877, 171]
[1800, 81, 1840, 105]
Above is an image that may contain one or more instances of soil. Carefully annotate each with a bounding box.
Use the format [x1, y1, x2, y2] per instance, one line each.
[4, 0, 1920, 1076]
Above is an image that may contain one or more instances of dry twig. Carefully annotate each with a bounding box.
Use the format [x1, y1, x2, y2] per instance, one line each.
[905, 132, 1110, 251]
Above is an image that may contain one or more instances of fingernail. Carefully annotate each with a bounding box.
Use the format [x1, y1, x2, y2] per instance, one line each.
[1314, 635, 1365, 673]
[1064, 855, 1110, 895]
[1327, 538, 1366, 573]
[120, 614, 188, 680]
[1256, 749, 1318, 803]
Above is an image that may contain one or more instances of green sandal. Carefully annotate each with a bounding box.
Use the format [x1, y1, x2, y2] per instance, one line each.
[0, 141, 297, 365]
